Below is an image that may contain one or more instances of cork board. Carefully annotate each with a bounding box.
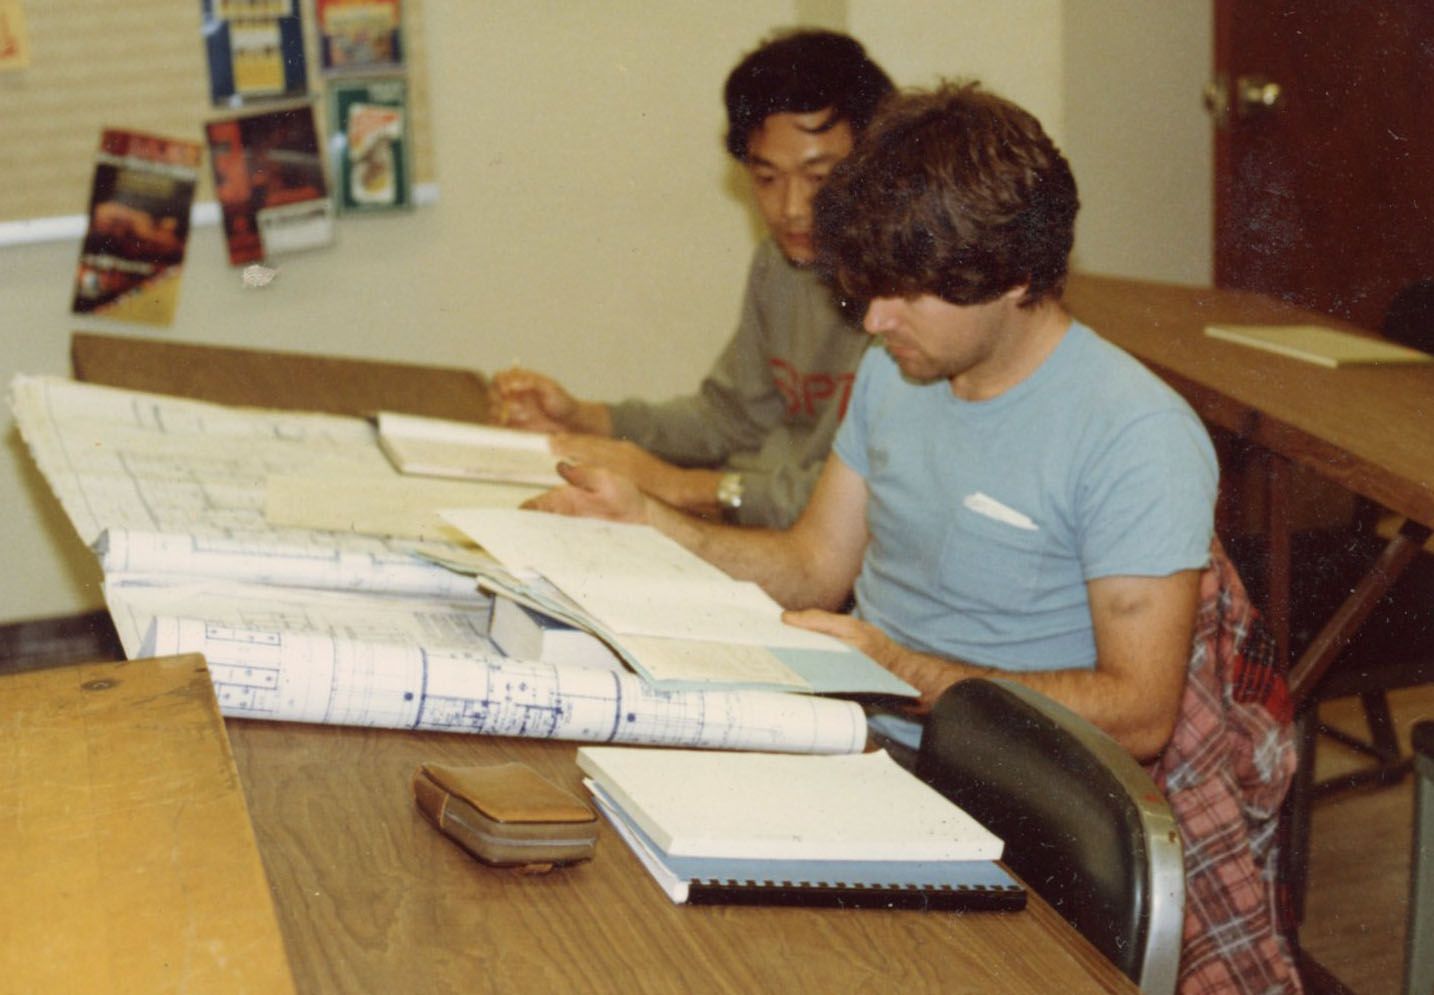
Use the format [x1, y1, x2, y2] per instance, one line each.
[0, 0, 433, 227]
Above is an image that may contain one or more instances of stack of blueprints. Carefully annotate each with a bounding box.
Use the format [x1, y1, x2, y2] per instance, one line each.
[9, 375, 868, 753]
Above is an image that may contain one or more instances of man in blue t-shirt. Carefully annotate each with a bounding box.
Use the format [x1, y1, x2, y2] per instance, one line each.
[529, 82, 1305, 993]
[530, 81, 1216, 762]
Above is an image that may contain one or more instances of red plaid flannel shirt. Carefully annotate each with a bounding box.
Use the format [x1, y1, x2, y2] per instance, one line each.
[1147, 540, 1304, 994]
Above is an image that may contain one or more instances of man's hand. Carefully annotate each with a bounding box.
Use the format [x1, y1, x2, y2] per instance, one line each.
[782, 609, 900, 667]
[522, 461, 651, 524]
[783, 608, 981, 712]
[490, 368, 612, 435]
[551, 434, 724, 515]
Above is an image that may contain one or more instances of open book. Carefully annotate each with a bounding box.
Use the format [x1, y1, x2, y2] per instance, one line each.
[578, 747, 1023, 910]
[442, 508, 918, 698]
[377, 411, 564, 486]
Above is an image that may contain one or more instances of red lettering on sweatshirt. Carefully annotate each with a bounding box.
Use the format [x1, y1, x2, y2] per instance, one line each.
[770, 358, 856, 419]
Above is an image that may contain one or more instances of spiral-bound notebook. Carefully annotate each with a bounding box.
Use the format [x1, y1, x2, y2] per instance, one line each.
[577, 747, 1026, 911]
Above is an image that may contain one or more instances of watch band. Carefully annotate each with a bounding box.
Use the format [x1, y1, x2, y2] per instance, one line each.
[716, 472, 744, 511]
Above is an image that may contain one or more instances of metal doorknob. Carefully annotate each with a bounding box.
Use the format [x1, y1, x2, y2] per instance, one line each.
[1203, 74, 1284, 128]
[1236, 75, 1284, 116]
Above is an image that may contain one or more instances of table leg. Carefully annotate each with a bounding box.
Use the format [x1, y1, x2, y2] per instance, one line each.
[1289, 517, 1433, 702]
[1264, 451, 1293, 669]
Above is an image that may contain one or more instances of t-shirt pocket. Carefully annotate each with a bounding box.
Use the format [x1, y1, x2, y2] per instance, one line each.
[937, 502, 1047, 613]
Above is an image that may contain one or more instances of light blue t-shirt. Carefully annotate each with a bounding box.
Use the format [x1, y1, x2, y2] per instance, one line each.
[833, 320, 1217, 673]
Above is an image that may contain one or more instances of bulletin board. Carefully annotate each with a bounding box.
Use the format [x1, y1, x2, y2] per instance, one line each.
[0, 0, 434, 231]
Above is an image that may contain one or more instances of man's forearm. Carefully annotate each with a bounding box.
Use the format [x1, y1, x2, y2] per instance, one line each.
[887, 642, 1179, 761]
[645, 466, 725, 518]
[645, 498, 850, 611]
[573, 400, 614, 436]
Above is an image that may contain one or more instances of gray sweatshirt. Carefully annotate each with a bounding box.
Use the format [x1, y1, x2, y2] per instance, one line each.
[608, 239, 869, 528]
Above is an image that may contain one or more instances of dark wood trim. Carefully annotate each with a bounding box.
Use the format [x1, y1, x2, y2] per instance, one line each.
[0, 610, 123, 674]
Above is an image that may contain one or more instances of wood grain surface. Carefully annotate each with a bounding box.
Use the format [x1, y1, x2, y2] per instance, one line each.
[226, 719, 1137, 994]
[1065, 273, 1434, 530]
[1, 655, 295, 993]
[71, 330, 490, 423]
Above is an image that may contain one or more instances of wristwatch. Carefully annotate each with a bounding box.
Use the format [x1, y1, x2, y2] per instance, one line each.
[716, 472, 745, 512]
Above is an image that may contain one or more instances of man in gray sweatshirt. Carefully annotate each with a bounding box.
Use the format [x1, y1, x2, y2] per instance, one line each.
[491, 29, 893, 528]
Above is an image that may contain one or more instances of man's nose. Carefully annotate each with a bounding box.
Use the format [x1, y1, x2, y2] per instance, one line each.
[783, 177, 811, 222]
[863, 298, 898, 334]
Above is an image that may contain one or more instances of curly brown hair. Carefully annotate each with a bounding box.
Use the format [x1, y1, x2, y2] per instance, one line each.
[813, 81, 1078, 311]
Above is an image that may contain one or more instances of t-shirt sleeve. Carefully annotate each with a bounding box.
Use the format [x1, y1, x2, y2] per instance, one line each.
[832, 348, 884, 479]
[1077, 408, 1218, 580]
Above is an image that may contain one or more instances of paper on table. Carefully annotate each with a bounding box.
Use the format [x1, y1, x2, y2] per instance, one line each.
[377, 411, 564, 487]
[264, 472, 543, 542]
[9, 375, 415, 555]
[105, 575, 492, 660]
[1203, 323, 1434, 368]
[95, 527, 477, 599]
[441, 508, 846, 651]
[144, 616, 867, 753]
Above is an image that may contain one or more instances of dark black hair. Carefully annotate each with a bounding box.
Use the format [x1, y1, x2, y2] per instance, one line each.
[723, 29, 894, 162]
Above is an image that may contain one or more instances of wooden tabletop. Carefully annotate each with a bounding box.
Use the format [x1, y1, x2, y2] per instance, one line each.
[1, 656, 295, 993]
[1065, 273, 1434, 529]
[226, 719, 1138, 994]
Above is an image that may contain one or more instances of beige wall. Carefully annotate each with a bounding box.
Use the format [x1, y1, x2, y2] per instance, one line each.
[1063, 0, 1213, 283]
[0, 1, 1212, 624]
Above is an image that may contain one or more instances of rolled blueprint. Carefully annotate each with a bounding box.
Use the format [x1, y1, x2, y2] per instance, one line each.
[147, 617, 868, 755]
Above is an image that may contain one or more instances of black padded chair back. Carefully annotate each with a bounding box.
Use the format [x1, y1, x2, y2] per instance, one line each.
[915, 678, 1183, 995]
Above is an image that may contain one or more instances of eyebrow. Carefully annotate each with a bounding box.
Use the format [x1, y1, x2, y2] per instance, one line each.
[748, 151, 845, 171]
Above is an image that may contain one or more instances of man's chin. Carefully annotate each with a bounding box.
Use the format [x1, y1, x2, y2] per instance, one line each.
[775, 237, 816, 267]
[887, 350, 938, 383]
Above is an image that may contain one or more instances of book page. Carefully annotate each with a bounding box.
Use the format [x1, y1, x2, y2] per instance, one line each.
[265, 472, 542, 542]
[442, 508, 848, 650]
[619, 635, 808, 691]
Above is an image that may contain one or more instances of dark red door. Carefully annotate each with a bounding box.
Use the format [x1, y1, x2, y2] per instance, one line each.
[1212, 0, 1434, 332]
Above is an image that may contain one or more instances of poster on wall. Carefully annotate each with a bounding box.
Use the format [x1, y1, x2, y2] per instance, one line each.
[71, 130, 203, 326]
[201, 0, 308, 107]
[316, 0, 404, 74]
[206, 104, 333, 265]
[0, 1, 30, 72]
[328, 76, 411, 213]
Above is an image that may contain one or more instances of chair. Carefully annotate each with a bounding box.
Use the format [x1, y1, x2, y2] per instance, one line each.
[915, 677, 1184, 995]
[1407, 719, 1434, 995]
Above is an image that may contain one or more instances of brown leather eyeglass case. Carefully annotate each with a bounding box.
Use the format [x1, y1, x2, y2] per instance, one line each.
[413, 762, 597, 872]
